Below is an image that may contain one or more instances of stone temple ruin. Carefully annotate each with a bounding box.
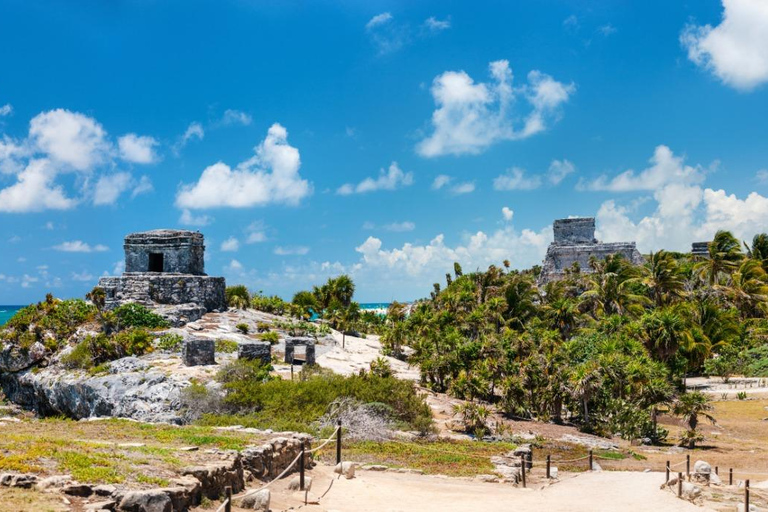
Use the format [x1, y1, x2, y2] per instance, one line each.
[98, 230, 227, 325]
[539, 217, 644, 284]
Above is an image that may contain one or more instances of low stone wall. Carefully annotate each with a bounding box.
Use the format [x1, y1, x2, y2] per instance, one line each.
[241, 434, 313, 480]
[539, 242, 645, 284]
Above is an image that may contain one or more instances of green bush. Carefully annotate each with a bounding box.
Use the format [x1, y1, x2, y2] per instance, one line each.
[203, 370, 432, 433]
[370, 357, 393, 378]
[251, 293, 288, 315]
[2, 297, 96, 350]
[235, 323, 250, 334]
[113, 303, 169, 330]
[61, 329, 154, 370]
[258, 331, 279, 344]
[743, 345, 768, 377]
[256, 322, 271, 333]
[156, 333, 184, 351]
[226, 285, 251, 309]
[215, 339, 239, 353]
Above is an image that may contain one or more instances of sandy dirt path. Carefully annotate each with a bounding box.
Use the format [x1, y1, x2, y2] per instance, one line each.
[268, 467, 712, 512]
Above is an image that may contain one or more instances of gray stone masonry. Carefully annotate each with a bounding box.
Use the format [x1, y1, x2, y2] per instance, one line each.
[182, 338, 215, 366]
[97, 230, 226, 324]
[125, 229, 205, 275]
[284, 337, 316, 365]
[238, 342, 271, 365]
[539, 217, 644, 284]
[692, 242, 710, 257]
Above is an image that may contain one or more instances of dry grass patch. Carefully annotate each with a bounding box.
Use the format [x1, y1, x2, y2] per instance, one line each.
[0, 488, 69, 512]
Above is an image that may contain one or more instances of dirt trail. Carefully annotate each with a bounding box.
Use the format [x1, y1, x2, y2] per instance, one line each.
[267, 466, 712, 512]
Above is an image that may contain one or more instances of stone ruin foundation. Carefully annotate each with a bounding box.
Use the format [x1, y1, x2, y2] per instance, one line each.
[539, 217, 644, 284]
[238, 341, 272, 365]
[97, 230, 227, 326]
[182, 338, 216, 366]
[284, 337, 316, 365]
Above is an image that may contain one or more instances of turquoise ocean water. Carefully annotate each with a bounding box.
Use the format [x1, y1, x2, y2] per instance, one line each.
[0, 306, 23, 326]
[359, 302, 391, 311]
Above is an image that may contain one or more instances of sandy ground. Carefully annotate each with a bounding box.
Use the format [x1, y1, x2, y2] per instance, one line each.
[264, 465, 712, 512]
[688, 376, 768, 398]
[316, 331, 420, 381]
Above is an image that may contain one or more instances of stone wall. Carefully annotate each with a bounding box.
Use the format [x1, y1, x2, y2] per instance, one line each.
[98, 274, 226, 312]
[124, 230, 205, 275]
[241, 434, 313, 481]
[553, 218, 597, 245]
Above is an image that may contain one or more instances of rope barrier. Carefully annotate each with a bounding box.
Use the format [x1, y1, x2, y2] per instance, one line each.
[236, 450, 305, 500]
[549, 455, 590, 464]
[214, 498, 230, 512]
[307, 427, 340, 454]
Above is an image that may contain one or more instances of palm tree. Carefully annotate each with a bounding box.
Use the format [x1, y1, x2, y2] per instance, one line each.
[571, 361, 603, 429]
[719, 258, 768, 317]
[639, 250, 686, 306]
[637, 307, 694, 363]
[504, 274, 538, 330]
[580, 254, 648, 318]
[694, 230, 742, 285]
[672, 391, 716, 448]
[744, 233, 768, 270]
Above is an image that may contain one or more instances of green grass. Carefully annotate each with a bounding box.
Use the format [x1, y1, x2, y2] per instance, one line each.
[319, 440, 518, 477]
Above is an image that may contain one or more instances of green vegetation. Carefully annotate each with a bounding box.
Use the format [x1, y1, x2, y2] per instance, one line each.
[214, 339, 238, 353]
[0, 295, 96, 350]
[111, 303, 169, 330]
[190, 361, 432, 434]
[390, 230, 768, 445]
[156, 333, 184, 351]
[235, 322, 250, 334]
[258, 331, 279, 344]
[62, 329, 154, 370]
[225, 285, 251, 309]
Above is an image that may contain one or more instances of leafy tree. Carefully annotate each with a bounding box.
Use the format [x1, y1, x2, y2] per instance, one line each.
[672, 391, 716, 448]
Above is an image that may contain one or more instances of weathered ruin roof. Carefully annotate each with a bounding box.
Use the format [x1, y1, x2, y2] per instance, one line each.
[125, 230, 204, 244]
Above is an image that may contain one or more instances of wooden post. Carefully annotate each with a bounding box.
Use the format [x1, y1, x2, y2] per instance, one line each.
[299, 441, 306, 491]
[730, 468, 733, 486]
[686, 454, 690, 480]
[745, 484, 750, 512]
[520, 455, 526, 488]
[589, 450, 593, 471]
[715, 466, 718, 475]
[224, 486, 232, 512]
[546, 455, 551, 479]
[336, 419, 342, 464]
[666, 461, 670, 483]
[678, 473, 682, 498]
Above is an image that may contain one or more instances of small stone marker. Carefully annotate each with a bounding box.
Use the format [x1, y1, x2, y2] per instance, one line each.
[182, 338, 215, 366]
[238, 342, 271, 365]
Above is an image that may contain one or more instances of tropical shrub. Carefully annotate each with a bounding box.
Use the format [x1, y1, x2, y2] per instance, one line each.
[156, 333, 183, 351]
[235, 323, 250, 334]
[113, 303, 169, 330]
[226, 285, 251, 309]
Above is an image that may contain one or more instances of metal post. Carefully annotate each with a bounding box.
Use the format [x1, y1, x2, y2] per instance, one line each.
[520, 455, 526, 488]
[336, 419, 342, 464]
[730, 468, 733, 486]
[589, 450, 593, 471]
[666, 461, 670, 483]
[546, 455, 551, 479]
[299, 441, 306, 491]
[225, 486, 232, 512]
[678, 473, 682, 497]
[686, 454, 690, 480]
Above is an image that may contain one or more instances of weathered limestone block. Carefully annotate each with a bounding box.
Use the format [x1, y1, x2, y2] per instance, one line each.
[124, 230, 205, 275]
[238, 342, 271, 365]
[117, 489, 173, 512]
[284, 338, 315, 365]
[240, 489, 270, 511]
[0, 472, 38, 488]
[334, 462, 356, 479]
[0, 342, 46, 372]
[182, 339, 215, 366]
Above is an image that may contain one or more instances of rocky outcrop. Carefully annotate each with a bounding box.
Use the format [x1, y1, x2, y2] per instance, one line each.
[240, 434, 313, 480]
[182, 338, 215, 366]
[0, 357, 187, 423]
[0, 342, 46, 372]
[240, 489, 270, 511]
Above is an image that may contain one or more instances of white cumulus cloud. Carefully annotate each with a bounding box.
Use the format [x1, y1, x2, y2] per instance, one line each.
[93, 172, 133, 206]
[179, 209, 212, 226]
[0, 104, 12, 117]
[417, 60, 574, 157]
[0, 159, 75, 212]
[502, 206, 514, 221]
[493, 167, 542, 191]
[681, 0, 768, 91]
[337, 162, 413, 195]
[54, 241, 109, 253]
[220, 237, 240, 252]
[274, 246, 310, 256]
[118, 133, 159, 164]
[176, 123, 311, 209]
[547, 159, 576, 185]
[29, 109, 111, 171]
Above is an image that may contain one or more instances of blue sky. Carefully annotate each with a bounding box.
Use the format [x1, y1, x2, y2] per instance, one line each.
[1, 0, 768, 303]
